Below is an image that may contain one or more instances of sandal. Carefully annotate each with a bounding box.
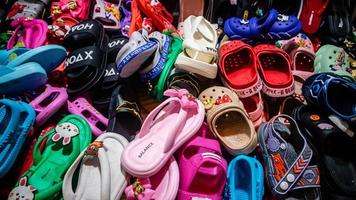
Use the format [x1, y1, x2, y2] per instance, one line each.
[7, 0, 46, 20]
[299, 0, 329, 34]
[258, 115, 321, 199]
[198, 86, 257, 155]
[50, 0, 91, 21]
[92, 0, 121, 30]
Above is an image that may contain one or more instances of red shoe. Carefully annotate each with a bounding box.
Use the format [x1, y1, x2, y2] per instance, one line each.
[299, 0, 329, 34]
[254, 44, 295, 97]
[219, 40, 262, 98]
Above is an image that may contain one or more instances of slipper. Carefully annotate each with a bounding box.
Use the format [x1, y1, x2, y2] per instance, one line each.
[107, 84, 142, 142]
[0, 62, 47, 95]
[120, 0, 132, 36]
[198, 86, 257, 155]
[177, 123, 227, 200]
[302, 72, 356, 122]
[258, 115, 321, 199]
[67, 97, 108, 136]
[254, 44, 295, 97]
[47, 17, 79, 44]
[7, 17, 48, 49]
[50, 0, 91, 21]
[8, 114, 92, 200]
[225, 155, 264, 200]
[299, 0, 330, 34]
[138, 31, 171, 82]
[151, 35, 183, 101]
[62, 132, 129, 200]
[240, 93, 266, 128]
[7, 0, 46, 20]
[278, 33, 315, 80]
[3, 45, 67, 73]
[92, 0, 121, 30]
[167, 71, 201, 98]
[293, 105, 356, 199]
[314, 44, 352, 78]
[175, 16, 218, 79]
[121, 89, 204, 177]
[64, 20, 108, 95]
[124, 157, 179, 200]
[219, 40, 262, 98]
[0, 99, 35, 178]
[30, 84, 68, 127]
[115, 29, 158, 78]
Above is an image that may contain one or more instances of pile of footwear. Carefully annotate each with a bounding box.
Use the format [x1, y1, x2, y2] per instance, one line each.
[0, 0, 355, 199]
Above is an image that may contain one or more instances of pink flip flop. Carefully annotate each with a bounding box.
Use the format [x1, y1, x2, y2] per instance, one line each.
[177, 123, 227, 200]
[125, 157, 179, 200]
[7, 17, 48, 49]
[121, 89, 205, 177]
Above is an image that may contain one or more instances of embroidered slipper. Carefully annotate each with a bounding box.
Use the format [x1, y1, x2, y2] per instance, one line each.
[151, 35, 183, 101]
[177, 123, 227, 200]
[254, 44, 295, 97]
[7, 17, 47, 49]
[63, 132, 129, 200]
[0, 99, 35, 178]
[240, 93, 266, 128]
[68, 97, 108, 136]
[64, 20, 108, 95]
[30, 84, 68, 127]
[299, 0, 330, 34]
[198, 86, 257, 155]
[314, 44, 352, 78]
[115, 29, 158, 78]
[219, 40, 262, 98]
[107, 84, 142, 142]
[175, 16, 218, 79]
[302, 73, 356, 122]
[124, 157, 179, 200]
[293, 105, 356, 199]
[278, 33, 315, 80]
[50, 0, 91, 21]
[7, 0, 46, 20]
[92, 0, 121, 30]
[8, 115, 92, 200]
[225, 155, 264, 200]
[258, 115, 321, 199]
[138, 31, 171, 82]
[121, 89, 204, 177]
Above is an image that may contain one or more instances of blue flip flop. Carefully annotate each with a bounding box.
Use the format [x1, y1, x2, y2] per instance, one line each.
[0, 99, 35, 178]
[0, 62, 47, 95]
[225, 155, 264, 200]
[0, 48, 29, 65]
[302, 72, 356, 122]
[5, 45, 67, 73]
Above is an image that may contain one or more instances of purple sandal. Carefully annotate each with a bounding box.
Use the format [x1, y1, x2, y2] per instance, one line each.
[120, 0, 132, 36]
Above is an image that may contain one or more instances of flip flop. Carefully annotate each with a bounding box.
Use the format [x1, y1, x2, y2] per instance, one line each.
[198, 86, 257, 155]
[62, 132, 129, 200]
[115, 29, 158, 78]
[92, 0, 121, 30]
[107, 84, 142, 142]
[299, 0, 330, 34]
[293, 105, 356, 199]
[219, 40, 262, 98]
[8, 115, 92, 200]
[30, 84, 68, 127]
[120, 0, 132, 36]
[258, 115, 321, 199]
[50, 0, 91, 21]
[0, 99, 35, 178]
[302, 73, 356, 122]
[7, 17, 48, 49]
[175, 16, 218, 79]
[177, 123, 227, 200]
[254, 44, 295, 97]
[124, 157, 179, 200]
[225, 155, 264, 200]
[121, 89, 204, 177]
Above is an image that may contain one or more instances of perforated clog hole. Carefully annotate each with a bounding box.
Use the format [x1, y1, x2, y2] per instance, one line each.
[96, 121, 106, 131]
[82, 110, 92, 118]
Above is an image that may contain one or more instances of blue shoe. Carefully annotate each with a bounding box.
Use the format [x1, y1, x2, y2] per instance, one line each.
[225, 155, 264, 200]
[302, 72, 356, 122]
[0, 99, 35, 178]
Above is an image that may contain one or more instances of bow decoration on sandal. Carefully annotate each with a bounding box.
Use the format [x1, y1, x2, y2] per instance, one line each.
[164, 89, 197, 109]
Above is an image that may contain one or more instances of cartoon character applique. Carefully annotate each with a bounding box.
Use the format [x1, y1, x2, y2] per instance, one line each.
[52, 122, 79, 145]
[8, 176, 36, 200]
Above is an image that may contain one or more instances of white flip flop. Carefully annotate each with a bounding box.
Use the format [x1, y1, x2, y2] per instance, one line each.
[62, 132, 129, 200]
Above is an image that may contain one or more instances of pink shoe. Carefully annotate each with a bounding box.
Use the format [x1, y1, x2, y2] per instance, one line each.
[125, 157, 179, 200]
[121, 89, 205, 177]
[177, 123, 227, 200]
